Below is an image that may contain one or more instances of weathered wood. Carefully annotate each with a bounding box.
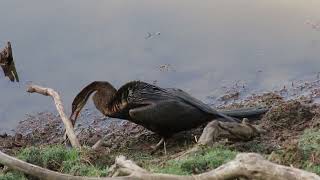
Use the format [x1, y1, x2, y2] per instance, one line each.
[0, 150, 132, 180]
[176, 118, 265, 159]
[110, 154, 320, 180]
[0, 41, 19, 82]
[1, 150, 319, 180]
[198, 118, 265, 145]
[26, 85, 81, 148]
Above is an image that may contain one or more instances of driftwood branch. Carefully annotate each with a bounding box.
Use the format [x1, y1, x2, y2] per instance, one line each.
[198, 118, 265, 145]
[110, 153, 320, 180]
[1, 149, 319, 180]
[0, 41, 19, 82]
[176, 118, 266, 159]
[26, 85, 81, 148]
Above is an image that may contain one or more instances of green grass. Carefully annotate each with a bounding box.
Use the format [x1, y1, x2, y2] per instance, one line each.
[299, 129, 320, 157]
[269, 128, 320, 175]
[1, 145, 237, 178]
[0, 172, 26, 180]
[151, 147, 237, 175]
[1, 145, 108, 179]
[2, 136, 318, 178]
[299, 129, 320, 175]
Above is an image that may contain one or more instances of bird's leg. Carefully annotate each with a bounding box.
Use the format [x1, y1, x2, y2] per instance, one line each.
[151, 137, 167, 155]
[163, 140, 167, 155]
[154, 137, 164, 148]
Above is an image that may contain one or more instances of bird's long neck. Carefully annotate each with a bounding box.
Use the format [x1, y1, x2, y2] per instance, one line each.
[73, 81, 117, 117]
[90, 82, 117, 116]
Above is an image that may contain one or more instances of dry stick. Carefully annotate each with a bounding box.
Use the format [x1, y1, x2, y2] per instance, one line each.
[0, 150, 132, 180]
[109, 153, 320, 180]
[198, 153, 320, 180]
[1, 149, 320, 180]
[92, 133, 115, 150]
[26, 85, 81, 148]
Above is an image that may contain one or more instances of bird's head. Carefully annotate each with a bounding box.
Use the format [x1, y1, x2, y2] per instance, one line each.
[69, 81, 117, 125]
[69, 81, 101, 124]
[70, 90, 90, 124]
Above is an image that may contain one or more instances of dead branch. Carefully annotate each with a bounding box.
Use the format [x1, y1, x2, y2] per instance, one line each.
[198, 153, 320, 180]
[2, 149, 318, 180]
[0, 41, 19, 82]
[198, 118, 265, 145]
[26, 85, 81, 148]
[110, 153, 320, 180]
[0, 150, 132, 180]
[92, 133, 115, 150]
[176, 118, 266, 159]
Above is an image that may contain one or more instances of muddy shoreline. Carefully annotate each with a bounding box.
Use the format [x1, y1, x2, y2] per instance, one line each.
[1, 78, 319, 156]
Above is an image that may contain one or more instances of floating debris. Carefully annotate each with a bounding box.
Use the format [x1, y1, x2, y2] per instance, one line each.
[158, 64, 175, 72]
[145, 32, 161, 39]
[305, 20, 320, 31]
[0, 41, 19, 82]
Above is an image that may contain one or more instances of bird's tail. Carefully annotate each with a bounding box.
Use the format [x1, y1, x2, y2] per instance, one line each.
[218, 107, 269, 119]
[215, 111, 241, 123]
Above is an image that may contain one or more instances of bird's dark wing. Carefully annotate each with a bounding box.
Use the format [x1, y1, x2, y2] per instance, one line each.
[165, 88, 214, 113]
[128, 100, 206, 135]
[115, 81, 171, 106]
[165, 88, 239, 122]
[115, 81, 239, 123]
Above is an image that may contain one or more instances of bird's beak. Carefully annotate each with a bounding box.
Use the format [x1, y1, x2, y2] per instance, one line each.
[70, 109, 81, 126]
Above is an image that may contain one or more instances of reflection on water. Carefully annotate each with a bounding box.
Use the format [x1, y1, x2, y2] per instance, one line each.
[1, 0, 320, 132]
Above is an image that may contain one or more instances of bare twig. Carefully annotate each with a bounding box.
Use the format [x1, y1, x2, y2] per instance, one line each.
[92, 133, 115, 150]
[26, 85, 80, 148]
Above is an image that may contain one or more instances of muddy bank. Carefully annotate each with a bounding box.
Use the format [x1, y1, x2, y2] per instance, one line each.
[0, 78, 319, 170]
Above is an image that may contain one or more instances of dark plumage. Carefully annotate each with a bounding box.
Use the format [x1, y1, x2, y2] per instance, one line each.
[70, 81, 267, 138]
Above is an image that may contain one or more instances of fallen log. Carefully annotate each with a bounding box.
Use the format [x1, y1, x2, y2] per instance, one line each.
[176, 118, 266, 159]
[1, 150, 319, 180]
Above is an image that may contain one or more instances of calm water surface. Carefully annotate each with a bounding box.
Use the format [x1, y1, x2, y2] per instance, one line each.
[1, 0, 320, 131]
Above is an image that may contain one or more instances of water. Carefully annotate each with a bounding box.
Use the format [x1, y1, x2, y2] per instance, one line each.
[1, 0, 320, 131]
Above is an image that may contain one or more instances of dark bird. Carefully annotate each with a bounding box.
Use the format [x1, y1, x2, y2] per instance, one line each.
[69, 81, 267, 150]
[0, 42, 19, 82]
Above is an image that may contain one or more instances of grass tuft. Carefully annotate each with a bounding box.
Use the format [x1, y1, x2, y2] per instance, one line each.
[152, 147, 237, 175]
[3, 145, 108, 178]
